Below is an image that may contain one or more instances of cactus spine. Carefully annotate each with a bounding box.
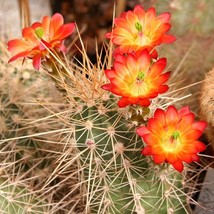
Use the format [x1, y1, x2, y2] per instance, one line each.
[200, 68, 214, 149]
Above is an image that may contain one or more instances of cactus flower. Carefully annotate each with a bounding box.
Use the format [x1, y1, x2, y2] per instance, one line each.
[137, 106, 207, 172]
[7, 13, 75, 70]
[102, 50, 170, 108]
[106, 5, 176, 55]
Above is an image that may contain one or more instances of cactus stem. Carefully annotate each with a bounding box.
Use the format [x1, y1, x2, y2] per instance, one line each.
[86, 147, 94, 213]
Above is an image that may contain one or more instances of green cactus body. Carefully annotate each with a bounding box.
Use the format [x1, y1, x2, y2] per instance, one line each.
[72, 99, 188, 213]
[0, 179, 49, 213]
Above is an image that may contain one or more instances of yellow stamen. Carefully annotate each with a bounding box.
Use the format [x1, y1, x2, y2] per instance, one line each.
[35, 27, 44, 39]
[135, 22, 143, 32]
[162, 131, 181, 152]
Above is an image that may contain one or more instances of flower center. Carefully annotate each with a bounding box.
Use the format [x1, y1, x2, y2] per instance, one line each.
[136, 71, 145, 83]
[162, 131, 181, 152]
[135, 22, 143, 32]
[171, 131, 180, 140]
[35, 27, 44, 39]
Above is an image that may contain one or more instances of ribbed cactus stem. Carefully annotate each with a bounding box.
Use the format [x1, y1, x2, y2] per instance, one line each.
[70, 98, 188, 213]
[0, 179, 49, 213]
[200, 68, 214, 149]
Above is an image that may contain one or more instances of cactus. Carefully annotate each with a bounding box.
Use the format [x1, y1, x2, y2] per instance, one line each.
[67, 101, 189, 213]
[0, 43, 57, 213]
[0, 40, 89, 213]
[1, 3, 209, 214]
[0, 178, 49, 214]
[200, 68, 214, 150]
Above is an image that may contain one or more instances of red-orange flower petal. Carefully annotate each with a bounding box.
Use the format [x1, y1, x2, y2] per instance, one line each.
[33, 54, 42, 70]
[7, 39, 31, 53]
[172, 161, 183, 172]
[8, 50, 31, 63]
[153, 154, 166, 164]
[102, 50, 170, 108]
[165, 106, 179, 131]
[106, 5, 176, 54]
[7, 13, 75, 70]
[137, 106, 207, 172]
[178, 106, 190, 117]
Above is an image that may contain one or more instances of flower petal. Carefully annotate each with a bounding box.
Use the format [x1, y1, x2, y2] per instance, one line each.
[51, 13, 64, 32]
[177, 113, 195, 133]
[147, 118, 165, 137]
[33, 54, 42, 70]
[22, 27, 38, 43]
[192, 121, 207, 132]
[41, 16, 51, 37]
[117, 97, 130, 108]
[180, 129, 203, 142]
[193, 141, 206, 152]
[166, 152, 178, 163]
[178, 106, 190, 117]
[153, 154, 166, 164]
[157, 12, 170, 22]
[147, 58, 167, 79]
[137, 126, 151, 136]
[138, 98, 151, 107]
[142, 146, 152, 155]
[162, 34, 177, 44]
[177, 152, 193, 163]
[101, 83, 112, 91]
[143, 133, 161, 146]
[166, 106, 179, 131]
[53, 23, 75, 40]
[154, 108, 166, 125]
[8, 50, 31, 63]
[172, 161, 184, 172]
[7, 39, 31, 53]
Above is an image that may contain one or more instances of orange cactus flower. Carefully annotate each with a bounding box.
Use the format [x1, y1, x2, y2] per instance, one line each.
[7, 13, 75, 70]
[106, 5, 176, 55]
[102, 50, 170, 108]
[137, 106, 207, 172]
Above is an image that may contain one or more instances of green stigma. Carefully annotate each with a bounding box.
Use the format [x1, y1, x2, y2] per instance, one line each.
[35, 27, 44, 39]
[135, 22, 143, 32]
[137, 71, 145, 81]
[171, 131, 180, 140]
